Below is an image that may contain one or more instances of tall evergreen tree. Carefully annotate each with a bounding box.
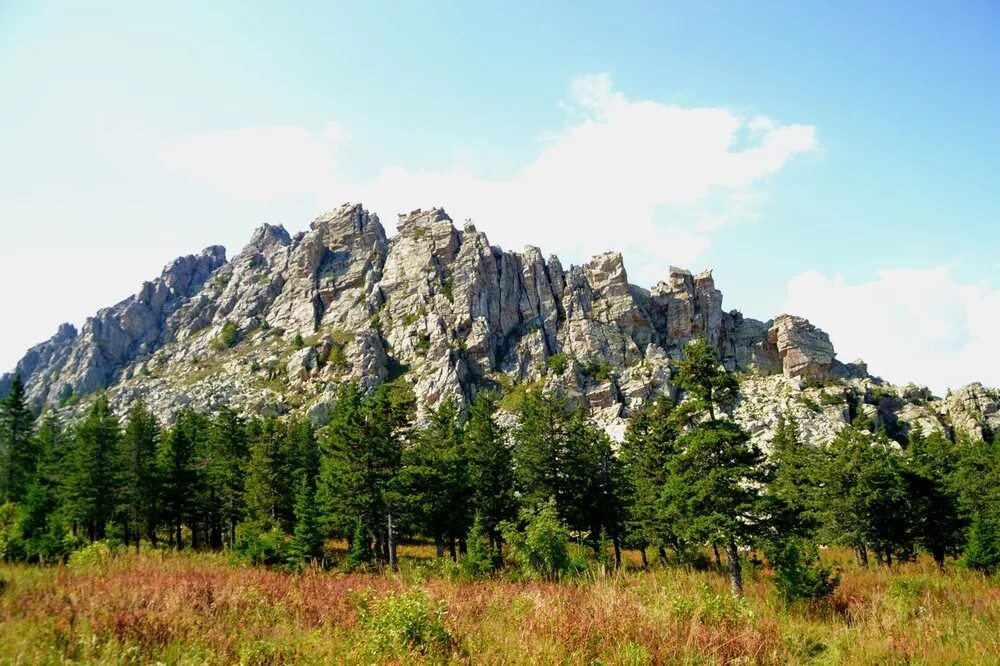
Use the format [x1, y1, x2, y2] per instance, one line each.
[119, 398, 160, 550]
[666, 339, 771, 597]
[399, 397, 470, 558]
[63, 395, 121, 541]
[318, 383, 408, 565]
[674, 337, 738, 420]
[0, 374, 36, 503]
[205, 408, 248, 549]
[514, 390, 597, 532]
[157, 409, 203, 548]
[904, 427, 965, 569]
[464, 391, 515, 551]
[287, 476, 324, 566]
[243, 417, 290, 531]
[619, 395, 684, 563]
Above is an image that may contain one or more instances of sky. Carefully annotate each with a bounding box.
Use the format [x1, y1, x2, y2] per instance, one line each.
[1, 0, 998, 394]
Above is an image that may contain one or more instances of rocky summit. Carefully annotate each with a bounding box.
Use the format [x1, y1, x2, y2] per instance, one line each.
[3, 203, 998, 447]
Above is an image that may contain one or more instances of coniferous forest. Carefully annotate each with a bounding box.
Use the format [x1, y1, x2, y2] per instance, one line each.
[2, 338, 1000, 663]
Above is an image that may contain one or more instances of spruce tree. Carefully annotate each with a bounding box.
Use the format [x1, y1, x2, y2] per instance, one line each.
[667, 339, 770, 597]
[288, 476, 324, 566]
[157, 409, 202, 548]
[318, 383, 408, 564]
[619, 395, 684, 564]
[464, 391, 514, 551]
[0, 374, 36, 503]
[399, 397, 470, 558]
[63, 395, 121, 541]
[904, 427, 965, 569]
[119, 398, 160, 550]
[206, 408, 248, 550]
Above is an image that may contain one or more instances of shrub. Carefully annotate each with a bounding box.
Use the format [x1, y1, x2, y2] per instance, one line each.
[580, 359, 613, 383]
[212, 321, 239, 350]
[502, 499, 573, 582]
[357, 588, 452, 659]
[327, 343, 347, 369]
[292, 332, 305, 349]
[766, 539, 840, 603]
[67, 541, 115, 570]
[234, 526, 290, 566]
[548, 352, 569, 376]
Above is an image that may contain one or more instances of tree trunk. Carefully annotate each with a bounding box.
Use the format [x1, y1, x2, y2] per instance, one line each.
[657, 545, 667, 562]
[932, 546, 945, 571]
[640, 545, 648, 568]
[857, 543, 869, 569]
[727, 539, 744, 598]
[449, 537, 458, 562]
[613, 533, 622, 568]
[387, 512, 398, 572]
[712, 542, 722, 568]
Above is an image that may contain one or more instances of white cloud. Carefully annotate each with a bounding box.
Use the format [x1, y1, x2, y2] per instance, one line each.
[783, 267, 1000, 394]
[159, 74, 817, 285]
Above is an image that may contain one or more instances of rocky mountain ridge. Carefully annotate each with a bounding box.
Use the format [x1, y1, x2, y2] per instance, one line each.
[3, 203, 998, 447]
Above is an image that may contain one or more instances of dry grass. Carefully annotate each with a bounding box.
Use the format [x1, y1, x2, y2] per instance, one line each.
[1, 548, 999, 664]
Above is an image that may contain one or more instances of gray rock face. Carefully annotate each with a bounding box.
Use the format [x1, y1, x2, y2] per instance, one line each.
[2, 202, 993, 448]
[766, 314, 837, 381]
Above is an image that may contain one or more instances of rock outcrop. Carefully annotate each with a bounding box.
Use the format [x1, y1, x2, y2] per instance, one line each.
[1, 203, 994, 447]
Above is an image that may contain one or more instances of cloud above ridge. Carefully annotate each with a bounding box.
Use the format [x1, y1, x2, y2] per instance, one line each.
[783, 267, 1000, 394]
[160, 73, 817, 285]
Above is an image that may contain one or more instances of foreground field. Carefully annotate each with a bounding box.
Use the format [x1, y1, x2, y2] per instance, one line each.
[1, 548, 999, 665]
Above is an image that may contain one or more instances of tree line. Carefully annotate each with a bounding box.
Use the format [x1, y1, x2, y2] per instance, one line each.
[1, 338, 999, 597]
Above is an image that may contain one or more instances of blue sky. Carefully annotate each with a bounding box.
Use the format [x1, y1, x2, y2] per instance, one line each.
[1, 1, 998, 392]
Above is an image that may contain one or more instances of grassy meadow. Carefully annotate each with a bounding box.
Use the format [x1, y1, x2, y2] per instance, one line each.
[1, 544, 999, 665]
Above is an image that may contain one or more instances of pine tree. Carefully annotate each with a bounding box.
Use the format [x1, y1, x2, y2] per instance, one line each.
[119, 398, 160, 550]
[514, 390, 597, 532]
[287, 476, 324, 566]
[904, 427, 965, 569]
[0, 374, 36, 503]
[318, 383, 407, 565]
[244, 417, 289, 531]
[674, 337, 738, 420]
[619, 395, 684, 564]
[206, 408, 248, 550]
[667, 339, 770, 597]
[464, 391, 514, 551]
[63, 395, 121, 542]
[817, 425, 913, 567]
[769, 412, 820, 537]
[157, 409, 202, 548]
[399, 397, 470, 558]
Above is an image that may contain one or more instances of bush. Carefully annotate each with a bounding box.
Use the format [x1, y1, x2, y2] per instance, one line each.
[67, 541, 115, 570]
[234, 526, 290, 566]
[548, 353, 569, 376]
[502, 499, 573, 582]
[213, 321, 239, 350]
[357, 588, 453, 659]
[766, 539, 840, 603]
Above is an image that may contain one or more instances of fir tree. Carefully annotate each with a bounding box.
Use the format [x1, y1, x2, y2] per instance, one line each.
[63, 395, 121, 541]
[287, 476, 324, 566]
[119, 398, 160, 550]
[0, 374, 36, 503]
[464, 391, 514, 551]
